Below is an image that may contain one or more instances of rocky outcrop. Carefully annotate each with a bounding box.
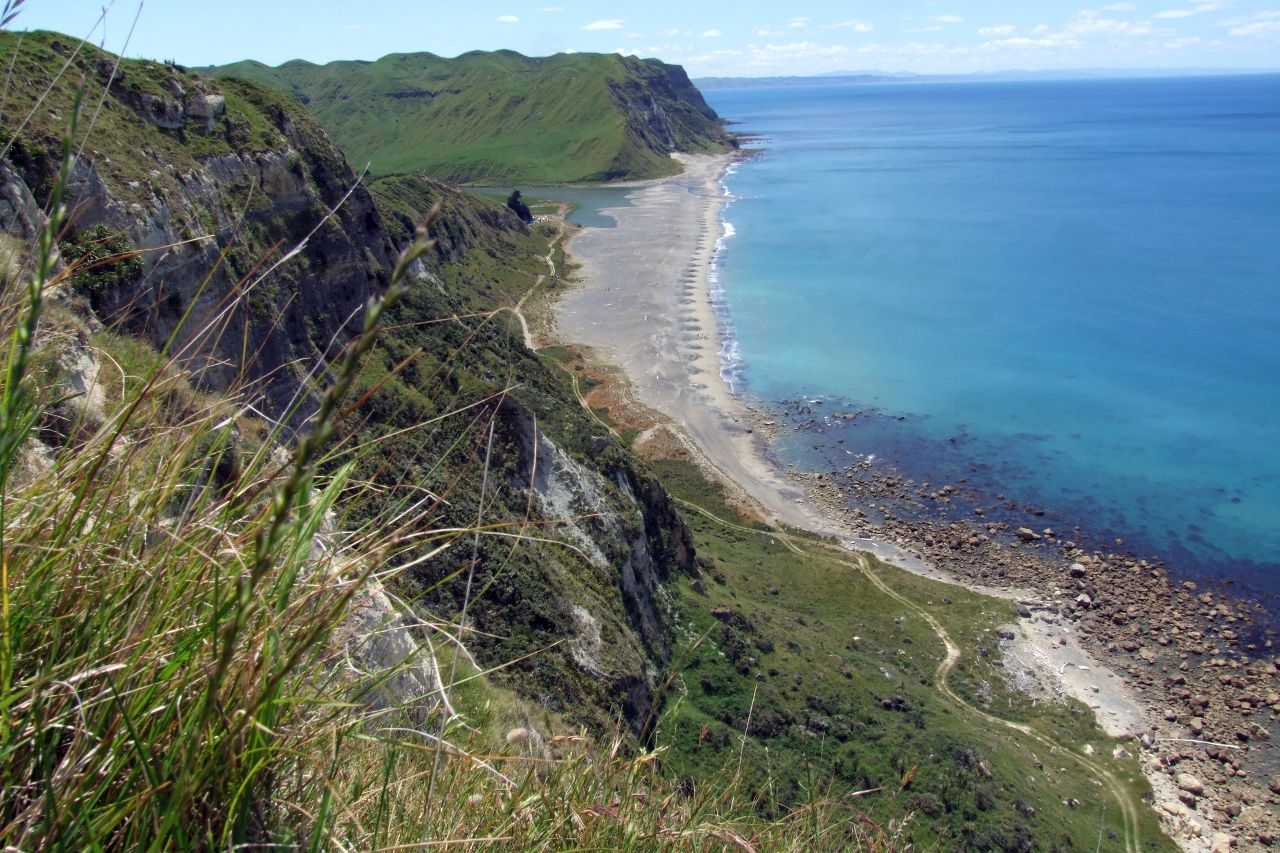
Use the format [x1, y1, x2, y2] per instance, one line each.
[0, 161, 43, 241]
[331, 567, 443, 719]
[503, 398, 696, 730]
[1, 31, 401, 423]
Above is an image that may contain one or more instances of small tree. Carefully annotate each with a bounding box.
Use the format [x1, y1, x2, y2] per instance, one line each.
[506, 189, 533, 223]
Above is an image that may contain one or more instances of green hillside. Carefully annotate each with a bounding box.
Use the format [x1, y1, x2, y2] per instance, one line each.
[206, 50, 736, 183]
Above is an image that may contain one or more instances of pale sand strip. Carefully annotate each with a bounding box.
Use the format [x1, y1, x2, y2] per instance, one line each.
[553, 152, 1145, 742]
[558, 153, 836, 534]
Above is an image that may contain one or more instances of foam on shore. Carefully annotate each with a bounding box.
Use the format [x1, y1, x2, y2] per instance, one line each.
[709, 200, 743, 395]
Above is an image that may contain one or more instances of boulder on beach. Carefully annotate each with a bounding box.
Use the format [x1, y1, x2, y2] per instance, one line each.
[1176, 773, 1205, 796]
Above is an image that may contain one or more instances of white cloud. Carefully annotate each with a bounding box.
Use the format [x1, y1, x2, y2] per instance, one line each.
[660, 27, 680, 37]
[496, 15, 519, 23]
[788, 17, 810, 28]
[1228, 17, 1280, 35]
[700, 29, 723, 37]
[1228, 13, 1280, 36]
[1067, 10, 1155, 34]
[583, 19, 625, 30]
[1154, 1, 1223, 18]
[756, 27, 783, 36]
[825, 19, 874, 32]
[688, 40, 849, 72]
[906, 25, 944, 32]
[975, 9, 1163, 52]
[538, 5, 565, 11]
[978, 24, 1016, 36]
[932, 15, 964, 24]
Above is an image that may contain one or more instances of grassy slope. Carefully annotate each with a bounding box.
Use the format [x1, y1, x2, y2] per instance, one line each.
[207, 51, 733, 183]
[648, 461, 1171, 852]
[338, 176, 674, 733]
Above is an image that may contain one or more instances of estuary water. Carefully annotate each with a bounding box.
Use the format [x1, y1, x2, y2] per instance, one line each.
[702, 75, 1280, 596]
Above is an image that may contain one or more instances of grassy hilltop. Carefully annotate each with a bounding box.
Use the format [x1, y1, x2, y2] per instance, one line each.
[205, 50, 736, 183]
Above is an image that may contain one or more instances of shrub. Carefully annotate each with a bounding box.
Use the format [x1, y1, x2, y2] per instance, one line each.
[58, 223, 143, 296]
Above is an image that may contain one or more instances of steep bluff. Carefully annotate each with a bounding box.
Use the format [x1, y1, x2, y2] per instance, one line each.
[205, 50, 736, 183]
[3, 31, 696, 733]
[1, 31, 394, 420]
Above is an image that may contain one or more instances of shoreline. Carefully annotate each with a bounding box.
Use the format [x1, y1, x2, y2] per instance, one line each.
[556, 153, 836, 535]
[550, 153, 1278, 850]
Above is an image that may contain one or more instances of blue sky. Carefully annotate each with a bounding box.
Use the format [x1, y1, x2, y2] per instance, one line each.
[18, 1, 1280, 75]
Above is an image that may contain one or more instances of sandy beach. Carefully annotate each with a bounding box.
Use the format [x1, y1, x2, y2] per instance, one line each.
[558, 153, 835, 534]
[553, 154, 1277, 850]
[556, 151, 1146, 719]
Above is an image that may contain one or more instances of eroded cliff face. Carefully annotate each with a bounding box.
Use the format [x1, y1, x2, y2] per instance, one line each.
[501, 398, 696, 728]
[609, 58, 736, 158]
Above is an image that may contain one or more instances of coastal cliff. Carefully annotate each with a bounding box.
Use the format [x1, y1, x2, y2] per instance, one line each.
[2, 31, 395, 420]
[204, 50, 737, 183]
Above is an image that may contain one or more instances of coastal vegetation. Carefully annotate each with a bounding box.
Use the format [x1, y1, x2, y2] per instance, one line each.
[505, 190, 533, 223]
[0, 22, 1193, 851]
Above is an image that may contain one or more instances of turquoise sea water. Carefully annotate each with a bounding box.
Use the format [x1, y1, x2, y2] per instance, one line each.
[703, 76, 1280, 597]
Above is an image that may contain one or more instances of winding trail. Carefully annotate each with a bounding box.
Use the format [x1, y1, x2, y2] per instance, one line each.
[510, 218, 564, 351]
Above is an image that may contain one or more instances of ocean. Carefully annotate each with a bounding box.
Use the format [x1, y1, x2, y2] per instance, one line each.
[701, 75, 1280, 598]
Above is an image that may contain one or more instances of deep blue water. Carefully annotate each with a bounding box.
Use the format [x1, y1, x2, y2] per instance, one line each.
[704, 76, 1280, 597]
